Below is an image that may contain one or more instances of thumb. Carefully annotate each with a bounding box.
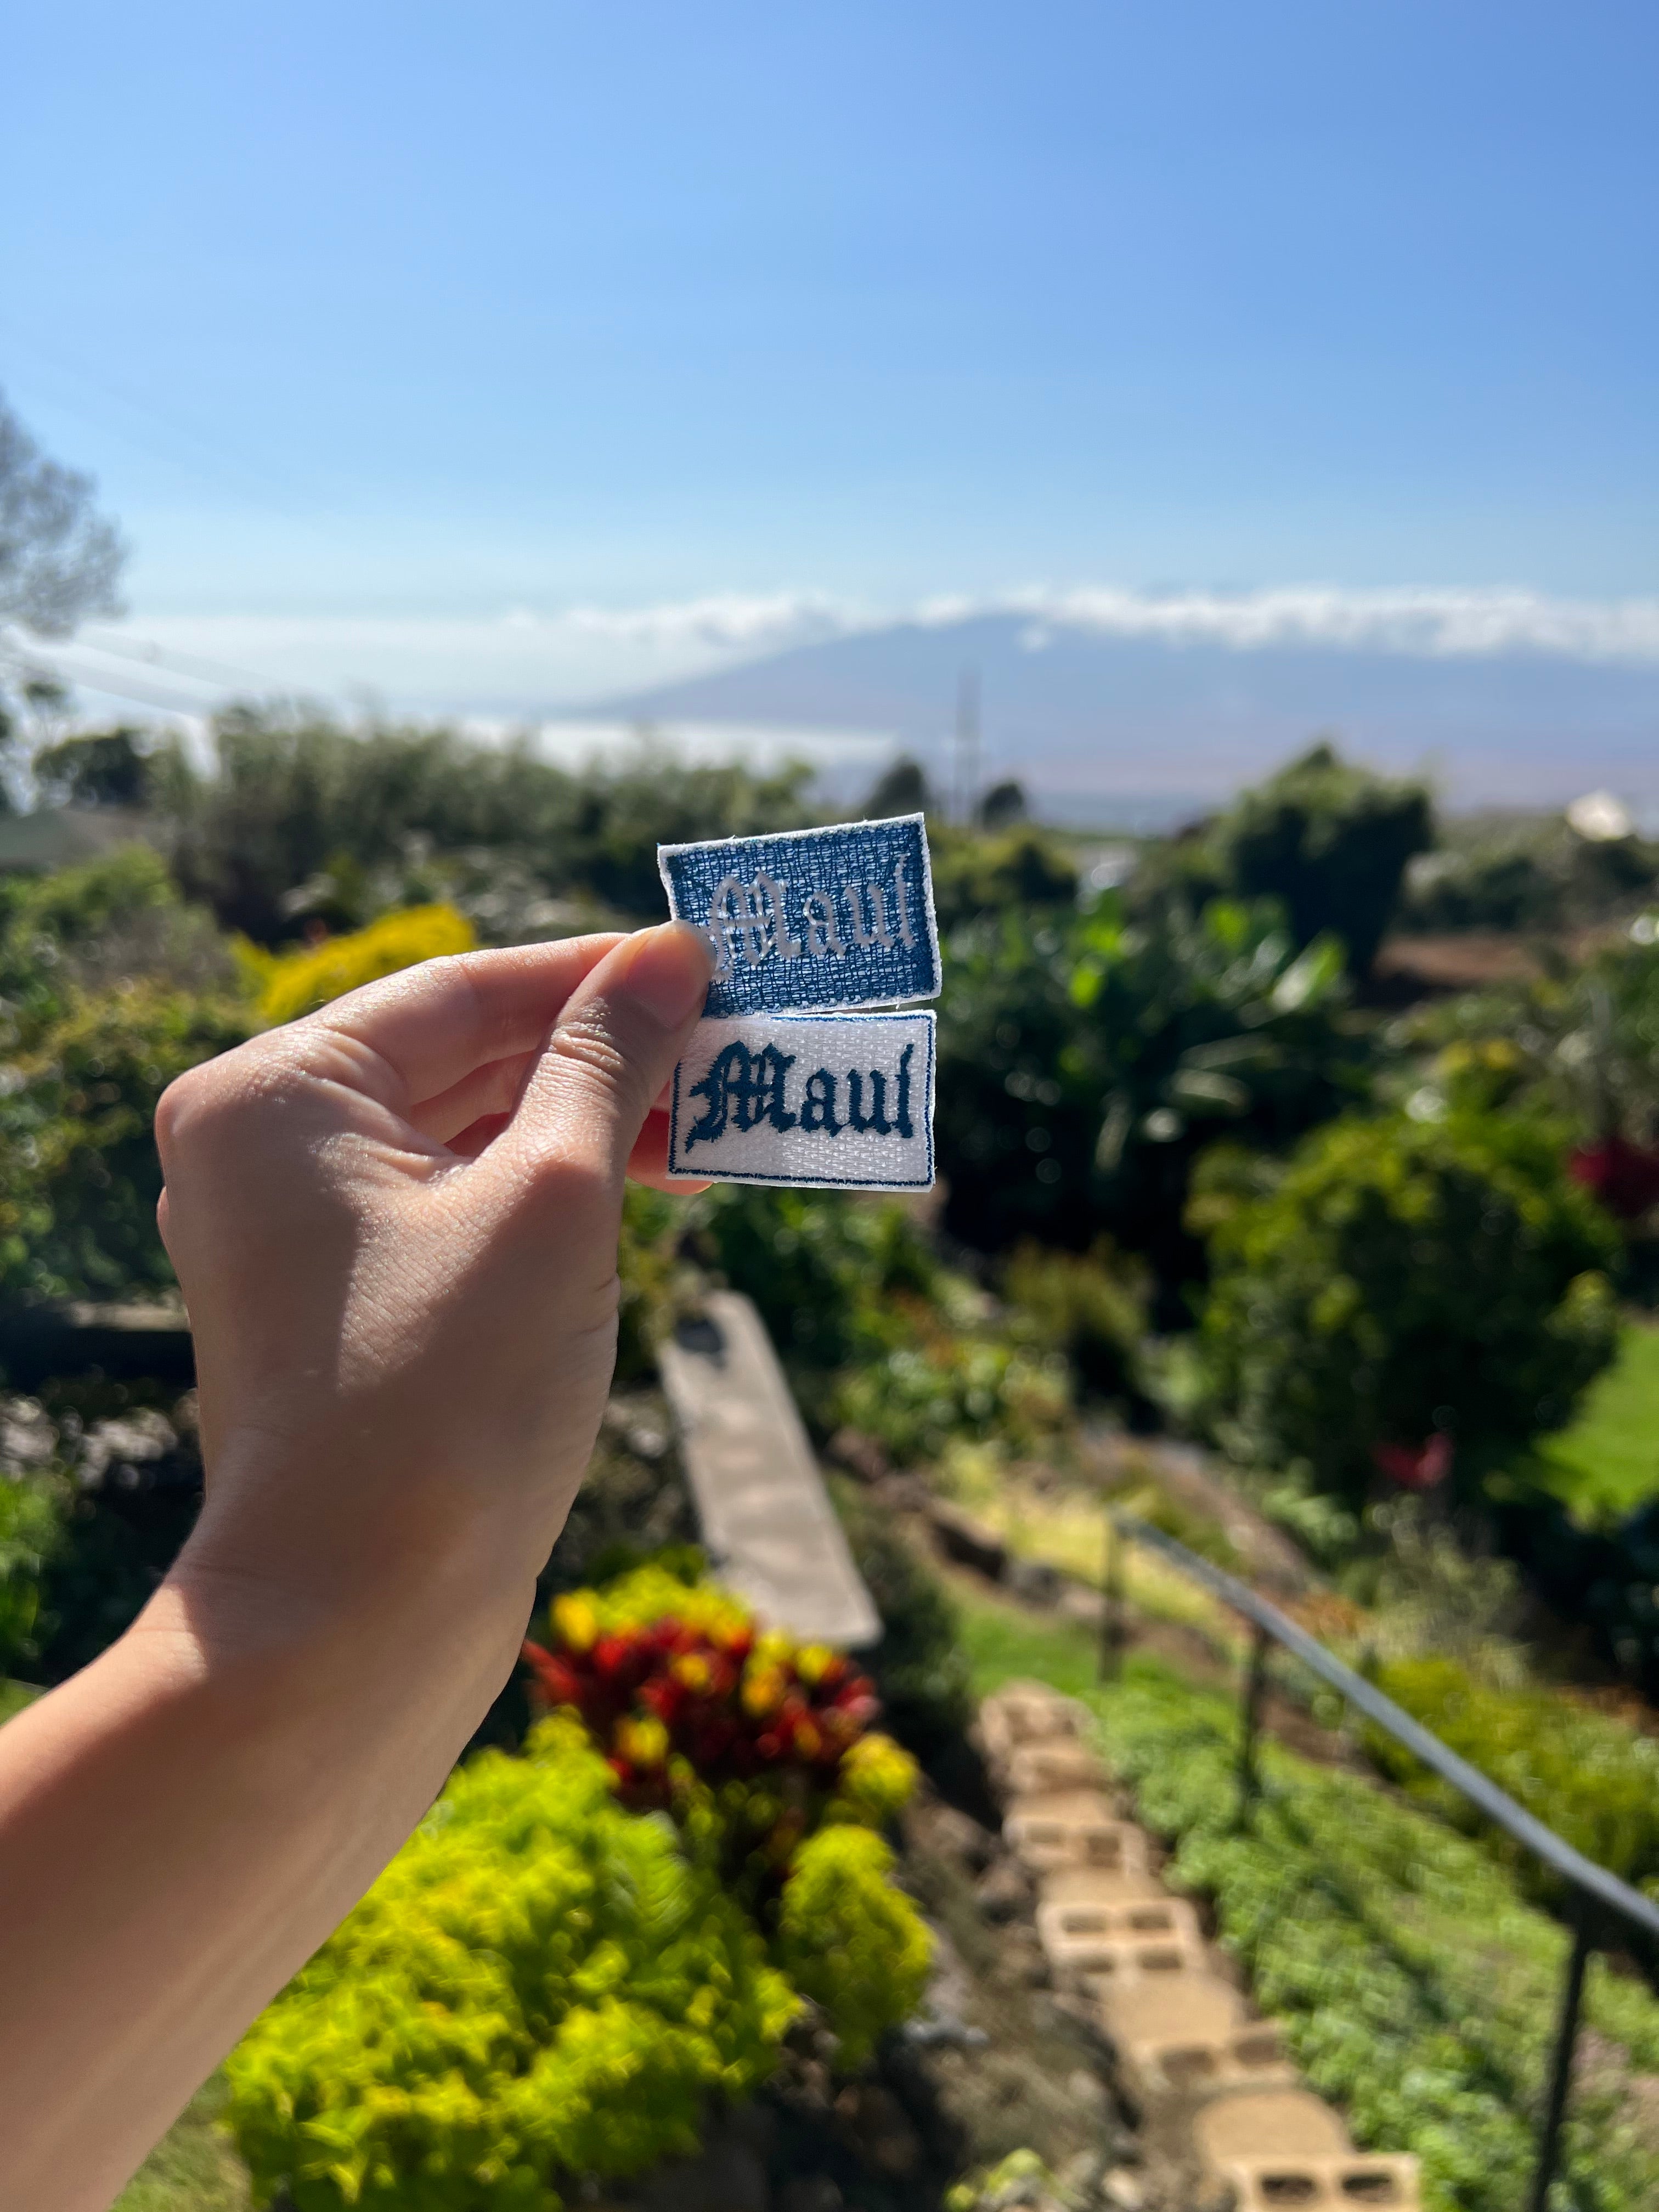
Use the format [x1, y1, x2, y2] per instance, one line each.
[495, 921, 712, 1187]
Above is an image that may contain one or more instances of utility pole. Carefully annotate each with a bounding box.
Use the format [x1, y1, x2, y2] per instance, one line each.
[954, 664, 980, 826]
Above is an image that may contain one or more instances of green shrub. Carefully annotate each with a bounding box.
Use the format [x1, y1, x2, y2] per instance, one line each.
[774, 1825, 932, 2069]
[0, 1472, 63, 1676]
[0, 981, 250, 1302]
[1368, 1655, 1659, 1898]
[1199, 1108, 1620, 1502]
[240, 902, 476, 1025]
[832, 1478, 974, 1764]
[935, 891, 1363, 1284]
[1002, 1237, 1147, 1401]
[227, 1717, 798, 2212]
[1215, 742, 1433, 975]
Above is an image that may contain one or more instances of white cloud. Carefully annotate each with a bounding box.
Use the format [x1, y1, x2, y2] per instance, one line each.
[1008, 584, 1659, 662]
[17, 582, 1659, 737]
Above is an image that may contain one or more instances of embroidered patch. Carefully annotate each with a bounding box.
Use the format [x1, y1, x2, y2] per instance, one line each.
[658, 814, 940, 1019]
[666, 1011, 936, 1191]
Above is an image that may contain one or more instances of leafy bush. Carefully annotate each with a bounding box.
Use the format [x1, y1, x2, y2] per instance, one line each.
[227, 1717, 798, 2211]
[0, 981, 250, 1303]
[832, 1477, 974, 1765]
[159, 708, 815, 940]
[690, 1185, 1071, 1460]
[1199, 1108, 1620, 1502]
[1001, 1238, 1147, 1401]
[1367, 1655, 1659, 1900]
[0, 1472, 63, 1676]
[929, 824, 1077, 931]
[521, 1562, 917, 1887]
[774, 1825, 932, 2068]
[936, 891, 1364, 1289]
[241, 902, 477, 1025]
[1214, 742, 1433, 975]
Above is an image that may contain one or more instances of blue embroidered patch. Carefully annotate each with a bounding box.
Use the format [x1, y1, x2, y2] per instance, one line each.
[666, 1011, 936, 1190]
[658, 814, 940, 1019]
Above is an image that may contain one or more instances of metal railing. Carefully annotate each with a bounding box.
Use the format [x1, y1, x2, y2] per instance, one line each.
[1098, 1508, 1659, 2212]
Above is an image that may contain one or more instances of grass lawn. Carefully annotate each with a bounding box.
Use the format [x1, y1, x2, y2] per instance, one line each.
[115, 2074, 250, 2212]
[1530, 1318, 1659, 1522]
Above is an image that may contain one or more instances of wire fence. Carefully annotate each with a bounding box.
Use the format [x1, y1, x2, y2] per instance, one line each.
[1098, 1506, 1659, 2212]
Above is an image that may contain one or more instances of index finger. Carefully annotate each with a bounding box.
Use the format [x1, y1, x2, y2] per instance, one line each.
[298, 933, 626, 1107]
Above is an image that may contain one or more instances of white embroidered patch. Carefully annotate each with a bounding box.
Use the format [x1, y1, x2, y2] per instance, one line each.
[666, 1012, 936, 1191]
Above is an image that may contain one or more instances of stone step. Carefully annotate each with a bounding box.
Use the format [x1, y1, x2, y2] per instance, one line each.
[1038, 1863, 1170, 1911]
[1195, 2091, 1351, 2165]
[1216, 2153, 1422, 2208]
[1004, 1795, 1150, 1877]
[978, 1680, 1088, 1754]
[1039, 1898, 1209, 1985]
[997, 1739, 1115, 1797]
[1117, 2018, 1298, 2103]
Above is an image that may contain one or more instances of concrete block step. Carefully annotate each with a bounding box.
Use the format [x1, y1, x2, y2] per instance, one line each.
[1038, 1897, 1208, 1983]
[1038, 1862, 1170, 1911]
[1195, 2091, 1351, 2164]
[1097, 1973, 1248, 2045]
[998, 1739, 1114, 1796]
[1004, 1793, 1150, 1876]
[1119, 2019, 1299, 2103]
[1216, 2154, 1421, 2208]
[979, 1680, 1088, 1754]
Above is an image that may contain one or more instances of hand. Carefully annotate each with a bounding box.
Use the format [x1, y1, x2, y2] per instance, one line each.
[0, 922, 717, 2212]
[153, 921, 714, 1653]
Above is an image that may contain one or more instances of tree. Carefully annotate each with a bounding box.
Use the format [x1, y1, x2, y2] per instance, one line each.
[1216, 742, 1433, 976]
[1198, 1109, 1620, 1503]
[861, 755, 933, 818]
[0, 392, 126, 637]
[32, 727, 151, 808]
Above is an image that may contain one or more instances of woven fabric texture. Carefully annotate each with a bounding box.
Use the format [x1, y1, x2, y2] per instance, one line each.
[658, 814, 940, 1018]
[666, 1011, 935, 1190]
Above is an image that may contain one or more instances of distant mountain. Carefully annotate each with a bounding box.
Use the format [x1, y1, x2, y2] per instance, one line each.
[592, 612, 1659, 815]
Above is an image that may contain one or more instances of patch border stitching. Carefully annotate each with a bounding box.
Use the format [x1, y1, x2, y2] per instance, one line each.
[656, 812, 942, 1014]
[665, 1009, 936, 1191]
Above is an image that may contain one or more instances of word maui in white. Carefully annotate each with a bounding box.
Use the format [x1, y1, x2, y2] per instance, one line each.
[657, 815, 939, 1019]
[665, 1012, 936, 1192]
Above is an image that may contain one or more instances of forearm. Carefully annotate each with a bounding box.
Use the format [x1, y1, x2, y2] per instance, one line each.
[0, 1553, 529, 2212]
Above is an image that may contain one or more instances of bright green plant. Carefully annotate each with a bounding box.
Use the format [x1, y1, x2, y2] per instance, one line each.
[1368, 1655, 1659, 1898]
[240, 901, 477, 1025]
[774, 1824, 932, 2069]
[1199, 1108, 1620, 1502]
[0, 1472, 63, 1677]
[0, 980, 250, 1301]
[227, 1717, 798, 2212]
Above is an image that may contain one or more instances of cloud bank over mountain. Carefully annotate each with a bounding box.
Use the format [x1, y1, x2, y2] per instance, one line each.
[32, 584, 1659, 816]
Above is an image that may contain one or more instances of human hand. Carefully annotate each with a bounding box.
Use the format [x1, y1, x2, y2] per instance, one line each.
[151, 922, 714, 1662]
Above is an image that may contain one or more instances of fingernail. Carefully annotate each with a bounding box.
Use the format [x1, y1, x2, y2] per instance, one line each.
[617, 921, 714, 1029]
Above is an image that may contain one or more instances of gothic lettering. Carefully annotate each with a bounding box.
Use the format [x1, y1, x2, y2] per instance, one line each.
[800, 1068, 840, 1133]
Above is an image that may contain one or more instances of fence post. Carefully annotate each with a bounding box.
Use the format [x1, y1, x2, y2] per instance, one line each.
[1528, 1898, 1596, 2212]
[1237, 1624, 1272, 1818]
[1098, 1513, 1124, 1682]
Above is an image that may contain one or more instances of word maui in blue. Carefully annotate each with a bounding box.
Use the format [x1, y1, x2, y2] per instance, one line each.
[666, 1012, 935, 1191]
[657, 814, 939, 1018]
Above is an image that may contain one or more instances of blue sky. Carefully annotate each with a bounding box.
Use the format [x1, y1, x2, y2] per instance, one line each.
[4, 1, 1657, 718]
